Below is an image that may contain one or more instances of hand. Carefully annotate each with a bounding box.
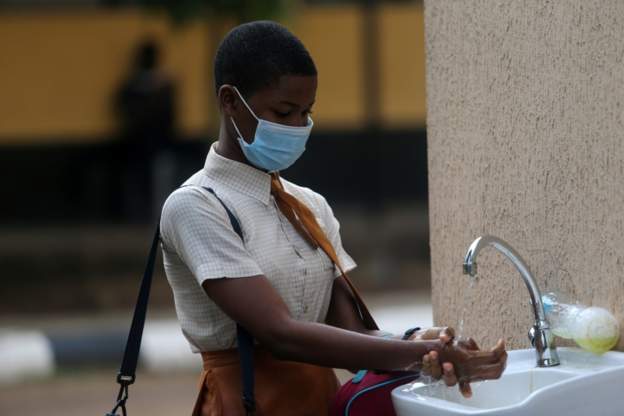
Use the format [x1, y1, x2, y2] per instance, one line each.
[438, 337, 507, 398]
[413, 327, 459, 389]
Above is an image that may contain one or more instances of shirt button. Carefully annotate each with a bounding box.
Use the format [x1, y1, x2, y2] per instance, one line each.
[303, 268, 308, 276]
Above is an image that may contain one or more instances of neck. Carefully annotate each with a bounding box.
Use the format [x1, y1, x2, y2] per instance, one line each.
[216, 119, 272, 174]
[216, 121, 251, 166]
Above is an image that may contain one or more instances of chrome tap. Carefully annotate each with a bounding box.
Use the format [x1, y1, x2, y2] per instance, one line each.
[463, 235, 560, 367]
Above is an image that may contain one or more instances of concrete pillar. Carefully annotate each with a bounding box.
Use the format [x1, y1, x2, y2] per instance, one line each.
[425, 0, 624, 349]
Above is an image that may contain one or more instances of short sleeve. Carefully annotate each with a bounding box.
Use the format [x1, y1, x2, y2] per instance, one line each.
[317, 195, 357, 277]
[160, 187, 263, 284]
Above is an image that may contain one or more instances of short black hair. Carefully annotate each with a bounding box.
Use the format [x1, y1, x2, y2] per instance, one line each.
[214, 21, 317, 98]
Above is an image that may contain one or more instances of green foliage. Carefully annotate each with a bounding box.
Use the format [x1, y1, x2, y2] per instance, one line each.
[140, 0, 293, 24]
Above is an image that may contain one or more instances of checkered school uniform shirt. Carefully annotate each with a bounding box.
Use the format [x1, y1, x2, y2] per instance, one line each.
[160, 143, 356, 352]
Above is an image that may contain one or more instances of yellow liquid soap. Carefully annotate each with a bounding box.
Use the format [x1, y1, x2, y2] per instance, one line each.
[572, 307, 620, 355]
[573, 336, 619, 355]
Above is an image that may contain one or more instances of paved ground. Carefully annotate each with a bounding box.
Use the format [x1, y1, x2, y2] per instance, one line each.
[0, 290, 432, 415]
[0, 368, 359, 416]
[0, 370, 198, 416]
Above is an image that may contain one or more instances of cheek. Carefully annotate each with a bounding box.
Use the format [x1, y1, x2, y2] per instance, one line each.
[233, 110, 259, 143]
[287, 114, 309, 127]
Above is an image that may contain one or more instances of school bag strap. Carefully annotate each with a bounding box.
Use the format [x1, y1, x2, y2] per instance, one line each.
[106, 186, 256, 416]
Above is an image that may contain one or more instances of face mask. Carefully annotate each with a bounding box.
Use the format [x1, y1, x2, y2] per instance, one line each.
[229, 86, 313, 172]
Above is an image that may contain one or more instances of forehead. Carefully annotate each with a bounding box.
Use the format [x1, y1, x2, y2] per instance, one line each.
[252, 74, 317, 105]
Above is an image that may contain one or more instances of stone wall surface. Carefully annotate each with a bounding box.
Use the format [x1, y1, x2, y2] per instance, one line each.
[425, 0, 624, 349]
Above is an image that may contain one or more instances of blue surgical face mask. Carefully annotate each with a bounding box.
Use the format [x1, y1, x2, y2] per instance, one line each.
[229, 86, 313, 172]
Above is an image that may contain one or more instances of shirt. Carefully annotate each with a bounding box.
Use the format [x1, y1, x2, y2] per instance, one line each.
[160, 143, 356, 352]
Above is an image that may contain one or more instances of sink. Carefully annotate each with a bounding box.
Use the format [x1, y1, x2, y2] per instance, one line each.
[392, 347, 624, 416]
[398, 368, 577, 411]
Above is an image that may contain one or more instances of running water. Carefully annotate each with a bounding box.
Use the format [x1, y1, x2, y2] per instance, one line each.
[456, 273, 478, 339]
[403, 272, 480, 398]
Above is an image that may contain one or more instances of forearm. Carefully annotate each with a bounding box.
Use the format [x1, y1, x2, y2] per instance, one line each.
[265, 318, 439, 371]
[201, 275, 434, 370]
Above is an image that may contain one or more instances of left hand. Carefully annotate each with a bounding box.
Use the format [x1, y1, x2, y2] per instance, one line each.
[411, 327, 458, 388]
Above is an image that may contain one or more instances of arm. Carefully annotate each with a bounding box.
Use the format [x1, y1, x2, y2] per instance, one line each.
[162, 188, 422, 369]
[323, 272, 505, 396]
[202, 274, 438, 371]
[164, 188, 505, 384]
[203, 274, 506, 390]
[324, 274, 390, 337]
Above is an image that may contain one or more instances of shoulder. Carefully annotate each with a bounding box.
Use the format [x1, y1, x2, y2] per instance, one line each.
[281, 178, 326, 205]
[162, 186, 217, 215]
[280, 178, 331, 217]
[160, 185, 229, 233]
[162, 170, 222, 216]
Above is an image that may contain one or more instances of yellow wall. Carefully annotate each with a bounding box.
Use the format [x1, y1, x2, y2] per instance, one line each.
[0, 10, 211, 144]
[291, 6, 365, 130]
[0, 5, 426, 145]
[379, 2, 427, 127]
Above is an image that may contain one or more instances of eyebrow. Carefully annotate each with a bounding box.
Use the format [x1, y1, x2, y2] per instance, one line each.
[279, 100, 315, 109]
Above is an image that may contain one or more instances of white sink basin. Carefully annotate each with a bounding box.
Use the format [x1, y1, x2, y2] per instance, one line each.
[392, 347, 624, 416]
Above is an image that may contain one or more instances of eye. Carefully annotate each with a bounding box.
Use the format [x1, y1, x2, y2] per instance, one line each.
[273, 109, 291, 118]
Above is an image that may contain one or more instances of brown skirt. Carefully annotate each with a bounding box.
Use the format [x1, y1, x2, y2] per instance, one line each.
[192, 347, 340, 416]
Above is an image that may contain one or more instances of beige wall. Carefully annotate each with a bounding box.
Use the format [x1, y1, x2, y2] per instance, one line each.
[0, 4, 426, 145]
[426, 0, 624, 350]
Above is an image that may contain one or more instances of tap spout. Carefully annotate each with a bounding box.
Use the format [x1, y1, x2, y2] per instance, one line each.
[463, 235, 560, 367]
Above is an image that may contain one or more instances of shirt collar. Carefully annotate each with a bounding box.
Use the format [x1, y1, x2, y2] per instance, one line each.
[203, 142, 272, 205]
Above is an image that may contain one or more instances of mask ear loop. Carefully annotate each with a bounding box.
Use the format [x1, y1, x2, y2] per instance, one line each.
[230, 116, 246, 142]
[230, 86, 259, 143]
[232, 86, 259, 121]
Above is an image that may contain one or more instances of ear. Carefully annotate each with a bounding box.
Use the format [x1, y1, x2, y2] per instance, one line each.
[218, 85, 238, 117]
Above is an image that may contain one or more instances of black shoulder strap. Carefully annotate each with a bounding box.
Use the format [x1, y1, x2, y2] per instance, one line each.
[107, 186, 256, 416]
[200, 187, 256, 415]
[106, 226, 160, 416]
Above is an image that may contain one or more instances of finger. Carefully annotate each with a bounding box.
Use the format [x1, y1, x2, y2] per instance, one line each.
[464, 350, 504, 366]
[467, 360, 507, 382]
[466, 345, 507, 366]
[440, 327, 455, 343]
[421, 353, 432, 375]
[491, 339, 506, 357]
[459, 380, 472, 398]
[428, 351, 442, 379]
[457, 336, 479, 350]
[442, 362, 458, 387]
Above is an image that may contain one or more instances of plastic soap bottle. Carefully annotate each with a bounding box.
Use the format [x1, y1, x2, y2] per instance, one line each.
[542, 292, 620, 354]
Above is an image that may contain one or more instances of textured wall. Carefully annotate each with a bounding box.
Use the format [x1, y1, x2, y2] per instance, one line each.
[425, 0, 624, 350]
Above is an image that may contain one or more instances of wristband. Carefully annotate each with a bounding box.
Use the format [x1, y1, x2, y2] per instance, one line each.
[401, 327, 421, 340]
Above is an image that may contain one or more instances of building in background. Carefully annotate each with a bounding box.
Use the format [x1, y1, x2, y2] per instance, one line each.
[0, 0, 430, 313]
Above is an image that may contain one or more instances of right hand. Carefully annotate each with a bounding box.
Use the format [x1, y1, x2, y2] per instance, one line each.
[438, 337, 507, 398]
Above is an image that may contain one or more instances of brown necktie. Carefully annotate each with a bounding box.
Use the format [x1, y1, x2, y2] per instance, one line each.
[270, 173, 378, 330]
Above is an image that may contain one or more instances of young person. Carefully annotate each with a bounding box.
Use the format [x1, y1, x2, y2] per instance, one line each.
[160, 21, 506, 416]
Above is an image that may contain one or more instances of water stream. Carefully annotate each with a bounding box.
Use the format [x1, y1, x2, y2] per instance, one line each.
[403, 272, 480, 397]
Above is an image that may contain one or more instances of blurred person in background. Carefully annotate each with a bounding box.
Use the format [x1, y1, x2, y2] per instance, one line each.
[160, 21, 506, 416]
[115, 38, 177, 222]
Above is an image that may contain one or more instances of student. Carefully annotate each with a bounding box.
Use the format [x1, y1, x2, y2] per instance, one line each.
[160, 21, 506, 416]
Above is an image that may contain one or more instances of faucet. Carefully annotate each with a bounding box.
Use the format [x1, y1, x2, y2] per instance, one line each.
[462, 235, 560, 367]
